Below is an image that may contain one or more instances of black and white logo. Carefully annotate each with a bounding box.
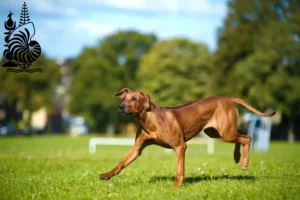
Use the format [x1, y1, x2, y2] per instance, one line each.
[2, 2, 42, 73]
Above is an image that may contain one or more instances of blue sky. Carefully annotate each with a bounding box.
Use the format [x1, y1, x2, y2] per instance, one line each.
[0, 0, 228, 59]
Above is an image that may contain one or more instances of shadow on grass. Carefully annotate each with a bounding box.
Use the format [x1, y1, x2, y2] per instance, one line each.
[150, 175, 255, 184]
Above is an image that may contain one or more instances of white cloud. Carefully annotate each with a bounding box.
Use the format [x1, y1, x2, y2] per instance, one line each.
[183, 0, 226, 16]
[44, 19, 60, 29]
[104, 0, 149, 10]
[26, 0, 55, 13]
[65, 8, 78, 16]
[1, 0, 226, 58]
[98, 0, 226, 17]
[2, 0, 226, 18]
[2, 0, 79, 16]
[74, 20, 117, 37]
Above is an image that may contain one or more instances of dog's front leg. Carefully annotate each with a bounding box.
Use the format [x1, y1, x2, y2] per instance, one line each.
[99, 133, 150, 180]
[173, 143, 187, 187]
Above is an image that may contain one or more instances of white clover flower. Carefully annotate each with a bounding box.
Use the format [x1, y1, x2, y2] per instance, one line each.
[194, 167, 201, 172]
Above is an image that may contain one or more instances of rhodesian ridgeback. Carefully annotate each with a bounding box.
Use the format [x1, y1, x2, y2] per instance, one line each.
[99, 88, 275, 187]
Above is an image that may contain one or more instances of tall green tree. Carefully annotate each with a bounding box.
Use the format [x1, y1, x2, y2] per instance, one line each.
[213, 0, 300, 141]
[98, 31, 157, 88]
[0, 55, 60, 133]
[69, 47, 123, 131]
[138, 38, 213, 106]
[69, 31, 156, 133]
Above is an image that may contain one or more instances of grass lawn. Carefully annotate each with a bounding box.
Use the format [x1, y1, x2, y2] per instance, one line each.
[0, 135, 299, 200]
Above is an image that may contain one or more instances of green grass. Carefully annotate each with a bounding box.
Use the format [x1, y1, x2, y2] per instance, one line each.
[0, 135, 299, 200]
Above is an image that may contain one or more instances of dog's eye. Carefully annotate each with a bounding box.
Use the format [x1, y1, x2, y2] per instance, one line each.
[131, 97, 137, 102]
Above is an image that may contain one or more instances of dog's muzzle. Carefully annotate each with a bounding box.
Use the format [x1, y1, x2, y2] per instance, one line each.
[118, 104, 126, 112]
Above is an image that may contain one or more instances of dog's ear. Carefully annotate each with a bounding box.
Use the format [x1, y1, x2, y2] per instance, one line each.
[115, 88, 131, 98]
[140, 92, 151, 111]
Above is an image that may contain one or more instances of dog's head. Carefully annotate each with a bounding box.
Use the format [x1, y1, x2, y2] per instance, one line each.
[115, 88, 151, 116]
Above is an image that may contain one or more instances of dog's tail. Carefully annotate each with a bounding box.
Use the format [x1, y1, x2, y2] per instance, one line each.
[230, 97, 276, 117]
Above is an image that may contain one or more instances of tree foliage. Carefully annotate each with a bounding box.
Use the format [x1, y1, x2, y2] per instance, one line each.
[69, 31, 156, 131]
[138, 38, 213, 106]
[97, 31, 157, 88]
[69, 47, 123, 129]
[0, 55, 59, 132]
[213, 0, 300, 139]
[2, 0, 299, 139]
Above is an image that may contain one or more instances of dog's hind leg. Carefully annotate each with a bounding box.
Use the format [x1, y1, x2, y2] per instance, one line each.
[216, 107, 251, 169]
[219, 127, 251, 169]
[236, 134, 251, 169]
[222, 131, 251, 169]
[234, 129, 249, 164]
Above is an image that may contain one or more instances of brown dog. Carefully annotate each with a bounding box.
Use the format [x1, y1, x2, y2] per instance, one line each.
[99, 88, 275, 187]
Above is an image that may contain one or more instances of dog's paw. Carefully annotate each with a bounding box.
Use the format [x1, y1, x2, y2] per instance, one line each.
[173, 180, 184, 187]
[241, 166, 248, 170]
[99, 173, 111, 180]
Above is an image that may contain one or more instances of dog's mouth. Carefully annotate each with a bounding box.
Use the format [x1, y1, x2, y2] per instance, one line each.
[119, 109, 134, 116]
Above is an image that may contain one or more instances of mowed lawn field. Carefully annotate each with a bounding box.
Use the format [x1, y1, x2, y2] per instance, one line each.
[0, 135, 299, 200]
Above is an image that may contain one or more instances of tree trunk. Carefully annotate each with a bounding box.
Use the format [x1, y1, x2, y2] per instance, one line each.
[280, 114, 296, 142]
[287, 121, 295, 143]
[27, 110, 33, 135]
[24, 89, 33, 135]
[106, 111, 118, 135]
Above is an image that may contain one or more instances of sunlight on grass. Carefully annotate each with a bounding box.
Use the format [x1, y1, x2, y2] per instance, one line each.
[0, 135, 299, 199]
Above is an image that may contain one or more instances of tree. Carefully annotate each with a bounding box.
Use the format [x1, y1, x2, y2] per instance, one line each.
[69, 47, 123, 131]
[213, 0, 300, 141]
[98, 31, 157, 88]
[137, 38, 213, 106]
[0, 55, 60, 133]
[69, 31, 156, 133]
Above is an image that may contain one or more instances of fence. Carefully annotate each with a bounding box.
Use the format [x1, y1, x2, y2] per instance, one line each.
[89, 137, 214, 154]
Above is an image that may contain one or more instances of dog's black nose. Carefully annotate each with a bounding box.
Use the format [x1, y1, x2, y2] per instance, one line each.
[119, 104, 125, 110]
